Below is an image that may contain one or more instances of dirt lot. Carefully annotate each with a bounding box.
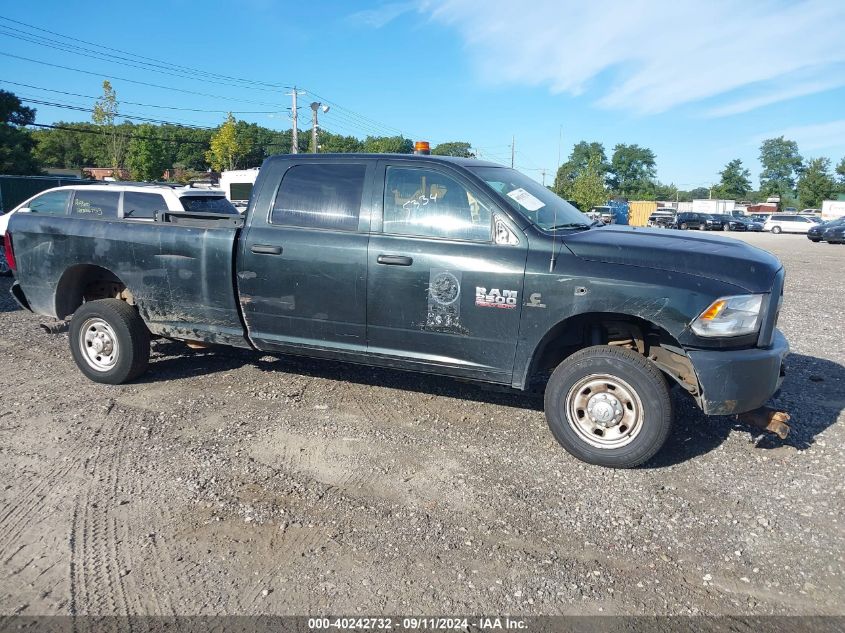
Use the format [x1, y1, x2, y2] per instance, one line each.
[0, 231, 843, 617]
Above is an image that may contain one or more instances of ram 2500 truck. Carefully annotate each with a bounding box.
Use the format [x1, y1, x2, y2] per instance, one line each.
[5, 154, 790, 468]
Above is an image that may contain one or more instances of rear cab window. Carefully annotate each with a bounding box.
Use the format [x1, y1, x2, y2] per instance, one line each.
[271, 163, 366, 231]
[71, 190, 120, 219]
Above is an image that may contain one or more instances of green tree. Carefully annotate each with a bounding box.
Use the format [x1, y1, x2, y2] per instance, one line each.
[553, 141, 608, 197]
[0, 89, 41, 174]
[608, 144, 656, 196]
[569, 156, 607, 212]
[206, 113, 252, 171]
[797, 157, 834, 208]
[835, 157, 845, 190]
[759, 136, 802, 200]
[431, 141, 474, 158]
[126, 124, 169, 181]
[688, 187, 710, 199]
[362, 135, 413, 154]
[714, 159, 752, 199]
[92, 80, 127, 172]
[652, 182, 679, 201]
[318, 132, 362, 153]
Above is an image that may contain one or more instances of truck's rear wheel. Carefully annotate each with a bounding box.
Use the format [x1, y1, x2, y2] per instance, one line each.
[69, 299, 150, 384]
[544, 346, 673, 468]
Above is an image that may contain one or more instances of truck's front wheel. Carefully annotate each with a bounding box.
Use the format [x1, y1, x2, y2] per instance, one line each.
[69, 299, 150, 384]
[544, 346, 673, 468]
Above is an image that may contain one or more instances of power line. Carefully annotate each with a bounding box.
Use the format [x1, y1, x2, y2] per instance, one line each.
[0, 15, 284, 90]
[0, 51, 283, 107]
[19, 97, 212, 128]
[2, 80, 279, 115]
[0, 26, 283, 94]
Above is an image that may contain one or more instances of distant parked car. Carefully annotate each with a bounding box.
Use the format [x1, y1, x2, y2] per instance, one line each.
[808, 217, 845, 242]
[647, 211, 675, 228]
[673, 212, 720, 230]
[821, 221, 845, 244]
[764, 214, 820, 234]
[740, 216, 765, 232]
[588, 205, 613, 224]
[717, 214, 748, 231]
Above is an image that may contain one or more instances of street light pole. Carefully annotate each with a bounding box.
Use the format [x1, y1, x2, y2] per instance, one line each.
[309, 102, 330, 154]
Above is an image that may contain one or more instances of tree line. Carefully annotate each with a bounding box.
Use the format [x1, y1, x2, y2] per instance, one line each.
[0, 86, 474, 182]
[553, 137, 845, 212]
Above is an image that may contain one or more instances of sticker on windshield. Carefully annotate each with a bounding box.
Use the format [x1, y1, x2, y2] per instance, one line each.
[506, 188, 545, 211]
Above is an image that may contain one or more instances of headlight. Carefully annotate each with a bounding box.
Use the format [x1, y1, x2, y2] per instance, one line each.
[691, 294, 764, 337]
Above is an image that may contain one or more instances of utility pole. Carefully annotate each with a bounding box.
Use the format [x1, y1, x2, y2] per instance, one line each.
[510, 135, 515, 168]
[540, 168, 548, 187]
[286, 86, 305, 154]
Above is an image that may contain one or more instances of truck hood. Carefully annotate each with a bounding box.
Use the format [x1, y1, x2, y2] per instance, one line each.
[563, 225, 781, 293]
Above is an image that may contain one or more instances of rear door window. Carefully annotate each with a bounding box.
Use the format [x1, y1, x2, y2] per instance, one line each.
[71, 190, 120, 219]
[27, 190, 70, 215]
[123, 192, 167, 219]
[271, 163, 366, 231]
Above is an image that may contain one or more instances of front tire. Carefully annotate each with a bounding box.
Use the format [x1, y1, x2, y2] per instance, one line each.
[771, 226, 782, 234]
[69, 299, 150, 384]
[544, 346, 673, 468]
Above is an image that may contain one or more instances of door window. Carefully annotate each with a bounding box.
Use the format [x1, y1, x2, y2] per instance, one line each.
[383, 166, 491, 241]
[71, 190, 120, 218]
[271, 163, 365, 231]
[123, 192, 167, 219]
[27, 190, 70, 215]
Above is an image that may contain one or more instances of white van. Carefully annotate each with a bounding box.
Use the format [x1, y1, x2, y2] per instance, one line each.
[219, 168, 260, 212]
[763, 214, 820, 234]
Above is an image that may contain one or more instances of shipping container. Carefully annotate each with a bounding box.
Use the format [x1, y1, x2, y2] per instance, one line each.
[691, 199, 735, 215]
[677, 201, 693, 212]
[628, 201, 657, 227]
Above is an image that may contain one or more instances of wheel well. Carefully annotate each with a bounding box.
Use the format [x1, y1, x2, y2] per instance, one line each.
[527, 312, 698, 396]
[54, 265, 134, 320]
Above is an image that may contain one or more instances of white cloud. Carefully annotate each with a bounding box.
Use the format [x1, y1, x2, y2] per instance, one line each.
[347, 2, 419, 28]
[423, 0, 845, 115]
[761, 120, 845, 152]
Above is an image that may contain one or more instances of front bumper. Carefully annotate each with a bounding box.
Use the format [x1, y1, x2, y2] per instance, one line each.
[688, 329, 789, 415]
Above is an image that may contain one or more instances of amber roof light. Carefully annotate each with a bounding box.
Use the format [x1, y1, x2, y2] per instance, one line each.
[414, 141, 431, 155]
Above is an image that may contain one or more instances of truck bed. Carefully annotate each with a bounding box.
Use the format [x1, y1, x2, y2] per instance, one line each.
[9, 212, 250, 348]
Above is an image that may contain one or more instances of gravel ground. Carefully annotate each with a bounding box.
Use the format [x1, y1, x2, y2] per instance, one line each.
[0, 231, 842, 617]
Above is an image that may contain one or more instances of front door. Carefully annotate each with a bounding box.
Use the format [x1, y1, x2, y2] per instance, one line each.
[237, 159, 373, 354]
[366, 161, 528, 383]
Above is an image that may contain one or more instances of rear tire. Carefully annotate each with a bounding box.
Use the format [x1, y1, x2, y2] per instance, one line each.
[69, 299, 150, 384]
[679, 223, 688, 230]
[771, 226, 782, 234]
[544, 346, 673, 468]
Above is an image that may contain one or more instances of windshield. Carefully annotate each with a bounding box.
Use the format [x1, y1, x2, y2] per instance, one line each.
[469, 166, 589, 230]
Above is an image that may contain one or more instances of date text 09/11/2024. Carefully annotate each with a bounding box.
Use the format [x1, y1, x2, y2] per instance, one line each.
[307, 617, 527, 630]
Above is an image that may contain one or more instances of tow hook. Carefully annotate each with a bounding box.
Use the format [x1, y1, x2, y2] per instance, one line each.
[736, 407, 791, 440]
[40, 321, 69, 335]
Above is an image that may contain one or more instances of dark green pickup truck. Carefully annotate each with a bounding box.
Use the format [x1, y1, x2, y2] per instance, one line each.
[5, 154, 790, 467]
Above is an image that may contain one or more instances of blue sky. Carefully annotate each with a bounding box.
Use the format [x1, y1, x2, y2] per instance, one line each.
[2, 0, 844, 189]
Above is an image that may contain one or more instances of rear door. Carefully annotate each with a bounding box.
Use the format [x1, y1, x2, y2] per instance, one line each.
[365, 160, 527, 383]
[237, 158, 374, 354]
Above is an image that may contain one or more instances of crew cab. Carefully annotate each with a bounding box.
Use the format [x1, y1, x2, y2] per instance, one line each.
[5, 154, 790, 468]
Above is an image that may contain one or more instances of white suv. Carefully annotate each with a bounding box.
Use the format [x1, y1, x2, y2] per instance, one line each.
[1, 183, 237, 275]
[763, 213, 820, 234]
